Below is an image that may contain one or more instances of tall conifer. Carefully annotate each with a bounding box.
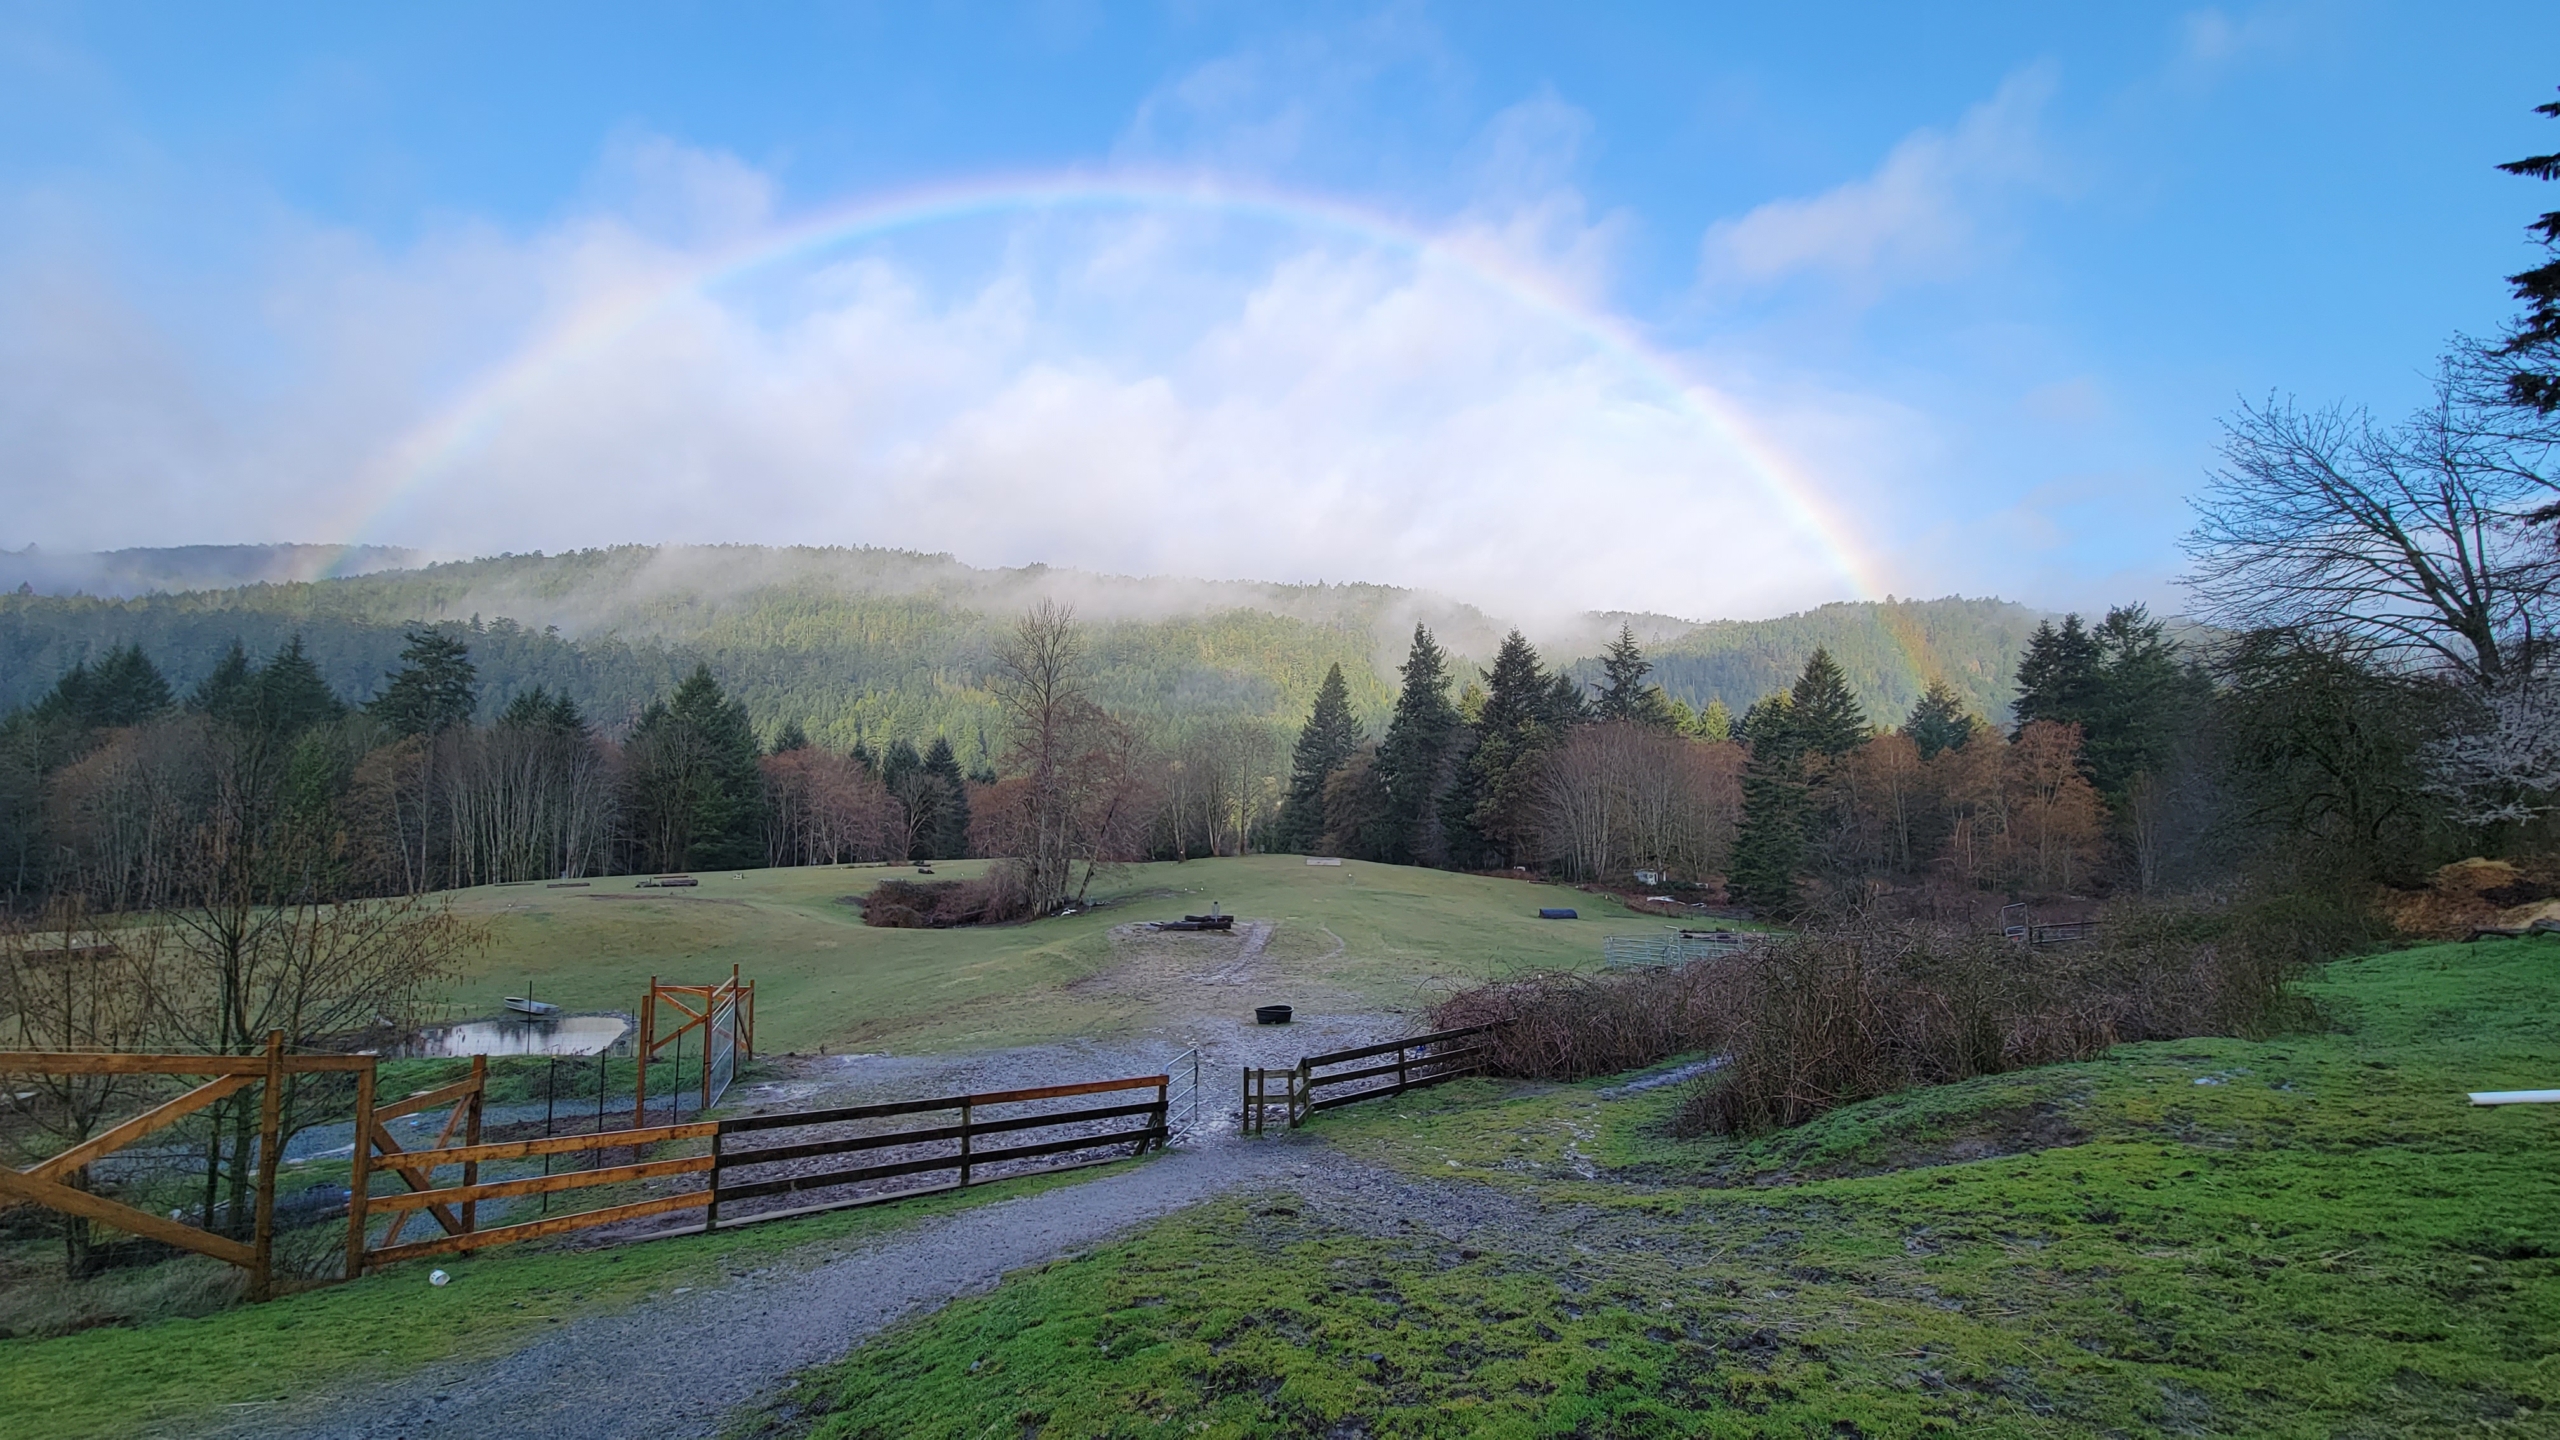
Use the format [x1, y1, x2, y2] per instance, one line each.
[1275, 662, 1364, 852]
[1593, 624, 1676, 728]
[923, 735, 972, 858]
[1901, 678, 1972, 760]
[1728, 691, 1806, 912]
[1446, 631, 1574, 869]
[1374, 625, 1461, 866]
[2013, 616, 2102, 733]
[1788, 648, 1868, 756]
[369, 630, 477, 737]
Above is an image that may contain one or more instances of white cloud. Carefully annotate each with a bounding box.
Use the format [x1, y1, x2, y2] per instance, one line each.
[1, 133, 1939, 624]
[2175, 7, 2294, 73]
[1699, 65, 2059, 295]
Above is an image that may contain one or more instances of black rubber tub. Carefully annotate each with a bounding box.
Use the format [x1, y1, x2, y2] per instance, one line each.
[1254, 1004, 1293, 1025]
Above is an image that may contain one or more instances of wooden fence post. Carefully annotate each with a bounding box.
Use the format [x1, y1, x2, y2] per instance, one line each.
[1240, 1066, 1252, 1136]
[706, 1129, 722, 1232]
[344, 1058, 375, 1281]
[1150, 1078, 1169, 1153]
[958, 1100, 973, 1186]
[249, 1030, 285, 1302]
[1292, 1059, 1310, 1129]
[460, 1055, 485, 1245]
[634, 977, 655, 1128]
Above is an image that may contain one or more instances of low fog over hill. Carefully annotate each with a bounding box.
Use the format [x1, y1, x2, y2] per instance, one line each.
[0, 545, 2049, 747]
[0, 544, 430, 598]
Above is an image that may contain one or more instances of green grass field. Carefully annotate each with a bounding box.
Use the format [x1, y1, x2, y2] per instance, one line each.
[769, 938, 2560, 1438]
[439, 856, 1689, 1053]
[0, 1160, 1140, 1440]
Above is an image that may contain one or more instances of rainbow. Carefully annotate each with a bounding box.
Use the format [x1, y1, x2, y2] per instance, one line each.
[324, 171, 1891, 606]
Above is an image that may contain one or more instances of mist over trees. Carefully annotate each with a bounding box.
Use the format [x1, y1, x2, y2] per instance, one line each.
[15, 82, 2560, 926]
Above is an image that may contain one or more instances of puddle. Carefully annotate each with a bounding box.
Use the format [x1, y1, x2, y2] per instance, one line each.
[414, 1014, 631, 1057]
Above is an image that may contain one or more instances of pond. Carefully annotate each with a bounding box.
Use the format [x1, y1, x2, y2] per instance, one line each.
[412, 1013, 632, 1058]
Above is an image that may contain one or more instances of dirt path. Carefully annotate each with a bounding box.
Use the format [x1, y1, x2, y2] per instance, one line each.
[249, 1136, 1325, 1440]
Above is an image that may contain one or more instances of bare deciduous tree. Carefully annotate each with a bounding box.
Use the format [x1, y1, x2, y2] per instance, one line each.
[2185, 372, 2558, 685]
[1532, 723, 1742, 883]
[2423, 672, 2560, 825]
[1, 900, 168, 1274]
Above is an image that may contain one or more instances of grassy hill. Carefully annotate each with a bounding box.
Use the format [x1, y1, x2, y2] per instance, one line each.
[3, 922, 2548, 1439]
[0, 545, 2050, 745]
[437, 855, 1686, 1054]
[774, 937, 2560, 1438]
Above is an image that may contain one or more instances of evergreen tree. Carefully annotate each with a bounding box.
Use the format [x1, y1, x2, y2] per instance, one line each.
[1593, 624, 1676, 728]
[369, 630, 477, 738]
[880, 739, 924, 788]
[193, 636, 345, 742]
[2013, 615, 2102, 734]
[1446, 631, 1575, 869]
[771, 718, 811, 754]
[499, 687, 552, 729]
[880, 738, 935, 862]
[499, 685, 589, 734]
[626, 664, 765, 871]
[1788, 647, 1868, 757]
[42, 644, 173, 729]
[850, 741, 878, 775]
[1901, 678, 1973, 760]
[1275, 662, 1364, 853]
[1372, 625, 1462, 866]
[189, 643, 254, 723]
[2083, 604, 2194, 800]
[1693, 698, 1734, 743]
[1728, 692, 1807, 912]
[2494, 87, 2560, 414]
[923, 735, 972, 859]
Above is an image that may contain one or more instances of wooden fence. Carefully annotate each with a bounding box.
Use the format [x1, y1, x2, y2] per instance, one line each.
[634, 968, 755, 1124]
[1244, 1023, 1500, 1132]
[0, 1034, 370, 1300]
[352, 1068, 1169, 1267]
[4, 1041, 1170, 1293]
[708, 1074, 1169, 1227]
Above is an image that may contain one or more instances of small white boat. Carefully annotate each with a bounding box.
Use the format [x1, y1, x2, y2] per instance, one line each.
[504, 996, 561, 1018]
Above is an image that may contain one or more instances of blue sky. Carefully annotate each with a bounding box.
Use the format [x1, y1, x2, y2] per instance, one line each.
[2, 2, 2554, 622]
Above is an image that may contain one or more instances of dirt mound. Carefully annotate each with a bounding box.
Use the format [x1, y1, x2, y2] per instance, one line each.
[2382, 857, 2560, 938]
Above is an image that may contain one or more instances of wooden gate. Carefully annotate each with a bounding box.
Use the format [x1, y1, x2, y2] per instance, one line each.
[351, 1069, 1168, 1268]
[634, 968, 755, 1123]
[1241, 1023, 1499, 1132]
[8, 1039, 1171, 1288]
[0, 1034, 370, 1300]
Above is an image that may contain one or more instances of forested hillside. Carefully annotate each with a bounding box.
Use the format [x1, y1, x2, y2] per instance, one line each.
[0, 544, 426, 598]
[0, 546, 2045, 750]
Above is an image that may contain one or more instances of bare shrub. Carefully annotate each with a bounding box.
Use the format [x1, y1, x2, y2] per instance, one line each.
[858, 877, 1028, 929]
[1678, 902, 2334, 1137]
[1429, 965, 1723, 1081]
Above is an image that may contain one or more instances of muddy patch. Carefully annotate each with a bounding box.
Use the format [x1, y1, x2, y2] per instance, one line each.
[1715, 1102, 2091, 1188]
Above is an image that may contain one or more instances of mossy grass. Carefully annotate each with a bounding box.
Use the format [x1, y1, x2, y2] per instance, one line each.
[0, 1159, 1142, 1440]
[767, 939, 2560, 1437]
[423, 854, 1707, 1055]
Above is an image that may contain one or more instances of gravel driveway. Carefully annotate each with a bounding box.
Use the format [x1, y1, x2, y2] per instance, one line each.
[246, 1133, 1328, 1440]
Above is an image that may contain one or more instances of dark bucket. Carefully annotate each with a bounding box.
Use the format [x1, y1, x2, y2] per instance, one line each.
[1255, 1004, 1293, 1025]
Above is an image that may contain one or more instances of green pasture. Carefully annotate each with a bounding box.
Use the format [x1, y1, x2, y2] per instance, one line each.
[0, 1161, 1138, 1440]
[774, 939, 2560, 1438]
[438, 856, 1688, 1053]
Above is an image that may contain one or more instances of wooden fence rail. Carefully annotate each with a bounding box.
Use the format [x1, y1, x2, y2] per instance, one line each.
[1241, 1023, 1502, 1132]
[0, 1034, 368, 1300]
[707, 1074, 1169, 1227]
[6, 1040, 1177, 1292]
[351, 1069, 1170, 1268]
